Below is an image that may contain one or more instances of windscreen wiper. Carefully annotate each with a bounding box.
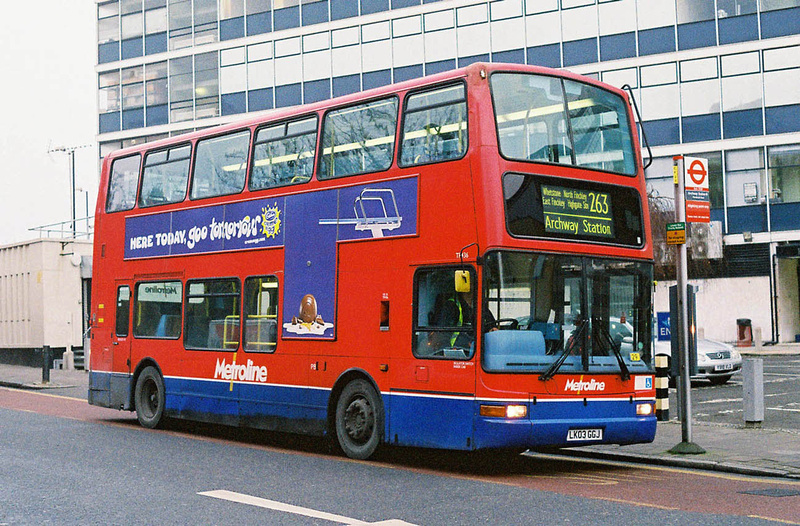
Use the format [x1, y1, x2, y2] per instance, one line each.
[596, 324, 631, 381]
[539, 319, 587, 382]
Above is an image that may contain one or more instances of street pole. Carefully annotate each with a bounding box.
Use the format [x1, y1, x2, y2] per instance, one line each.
[69, 149, 76, 238]
[671, 156, 705, 455]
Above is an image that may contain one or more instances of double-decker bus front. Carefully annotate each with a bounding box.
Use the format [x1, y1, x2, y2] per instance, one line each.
[471, 67, 656, 450]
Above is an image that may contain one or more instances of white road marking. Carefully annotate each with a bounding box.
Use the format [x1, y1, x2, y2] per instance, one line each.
[199, 490, 417, 525]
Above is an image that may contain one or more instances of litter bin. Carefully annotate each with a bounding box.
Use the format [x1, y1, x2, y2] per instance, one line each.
[737, 318, 753, 347]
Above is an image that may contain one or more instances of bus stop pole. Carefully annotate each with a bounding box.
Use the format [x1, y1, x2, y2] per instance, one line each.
[671, 156, 705, 454]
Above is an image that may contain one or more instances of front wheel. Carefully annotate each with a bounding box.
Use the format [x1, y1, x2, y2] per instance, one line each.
[135, 366, 166, 429]
[335, 379, 383, 460]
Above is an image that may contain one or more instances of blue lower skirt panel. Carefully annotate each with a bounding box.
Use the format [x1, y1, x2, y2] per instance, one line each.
[89, 371, 655, 451]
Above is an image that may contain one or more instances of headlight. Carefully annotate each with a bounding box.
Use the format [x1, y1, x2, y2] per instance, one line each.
[636, 403, 654, 416]
[731, 349, 742, 360]
[698, 353, 710, 364]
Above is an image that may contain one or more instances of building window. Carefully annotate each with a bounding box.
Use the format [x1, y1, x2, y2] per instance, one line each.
[726, 148, 765, 207]
[169, 56, 193, 122]
[195, 52, 220, 119]
[769, 144, 800, 204]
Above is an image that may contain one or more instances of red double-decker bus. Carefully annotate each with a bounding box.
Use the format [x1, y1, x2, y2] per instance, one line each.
[89, 62, 656, 459]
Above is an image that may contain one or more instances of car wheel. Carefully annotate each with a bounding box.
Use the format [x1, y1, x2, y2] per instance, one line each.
[709, 375, 731, 386]
[135, 366, 166, 429]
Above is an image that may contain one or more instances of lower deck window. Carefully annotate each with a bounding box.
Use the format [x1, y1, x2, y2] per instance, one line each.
[185, 279, 241, 350]
[243, 276, 279, 352]
[133, 281, 182, 338]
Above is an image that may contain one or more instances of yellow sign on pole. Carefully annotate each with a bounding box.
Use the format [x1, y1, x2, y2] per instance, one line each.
[666, 222, 686, 245]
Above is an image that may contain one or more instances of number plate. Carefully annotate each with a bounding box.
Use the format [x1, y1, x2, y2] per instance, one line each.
[714, 363, 734, 371]
[567, 428, 603, 442]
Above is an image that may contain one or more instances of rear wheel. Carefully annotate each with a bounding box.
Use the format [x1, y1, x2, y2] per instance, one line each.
[135, 366, 166, 429]
[335, 379, 383, 460]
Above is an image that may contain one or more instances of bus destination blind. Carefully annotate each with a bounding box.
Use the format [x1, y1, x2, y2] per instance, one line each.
[541, 184, 614, 238]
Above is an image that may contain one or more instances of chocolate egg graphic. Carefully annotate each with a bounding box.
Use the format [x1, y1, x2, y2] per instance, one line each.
[292, 294, 324, 325]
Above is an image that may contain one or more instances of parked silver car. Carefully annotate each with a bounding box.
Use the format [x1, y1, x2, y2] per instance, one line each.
[654, 337, 743, 385]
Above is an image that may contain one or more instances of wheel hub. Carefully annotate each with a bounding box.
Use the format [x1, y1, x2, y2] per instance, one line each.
[344, 398, 373, 443]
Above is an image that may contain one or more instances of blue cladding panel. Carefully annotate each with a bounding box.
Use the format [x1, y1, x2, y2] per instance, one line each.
[333, 74, 361, 97]
[361, 0, 390, 15]
[247, 10, 272, 36]
[249, 88, 274, 111]
[677, 20, 716, 51]
[276, 84, 302, 108]
[303, 79, 331, 103]
[331, 0, 358, 20]
[638, 26, 675, 56]
[761, 6, 800, 39]
[599, 32, 636, 61]
[363, 69, 391, 90]
[718, 14, 758, 44]
[723, 108, 763, 139]
[392, 0, 420, 8]
[146, 104, 168, 126]
[145, 32, 168, 55]
[492, 49, 524, 64]
[100, 112, 121, 134]
[122, 108, 144, 130]
[727, 205, 767, 234]
[425, 59, 456, 75]
[222, 92, 247, 115]
[682, 113, 721, 143]
[99, 42, 120, 64]
[274, 6, 300, 31]
[770, 202, 800, 231]
[393, 64, 423, 82]
[220, 17, 245, 40]
[389, 394, 474, 449]
[121, 37, 143, 60]
[302, 1, 329, 25]
[527, 44, 561, 68]
[642, 118, 679, 146]
[766, 105, 800, 135]
[563, 38, 597, 66]
[458, 54, 489, 67]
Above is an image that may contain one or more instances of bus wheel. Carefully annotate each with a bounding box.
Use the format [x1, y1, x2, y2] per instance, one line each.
[135, 366, 165, 429]
[335, 379, 382, 460]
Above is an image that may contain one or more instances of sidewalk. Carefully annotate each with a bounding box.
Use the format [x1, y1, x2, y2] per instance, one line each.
[2, 356, 799, 480]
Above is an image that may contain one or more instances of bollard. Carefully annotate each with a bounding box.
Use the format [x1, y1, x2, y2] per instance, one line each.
[743, 358, 764, 428]
[42, 345, 51, 384]
[655, 354, 670, 421]
[754, 327, 763, 351]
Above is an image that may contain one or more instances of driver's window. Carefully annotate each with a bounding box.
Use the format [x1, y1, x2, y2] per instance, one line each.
[413, 267, 475, 360]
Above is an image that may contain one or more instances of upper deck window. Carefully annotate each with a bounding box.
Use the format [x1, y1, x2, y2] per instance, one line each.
[191, 130, 251, 200]
[319, 97, 398, 179]
[400, 83, 468, 166]
[139, 144, 191, 207]
[106, 154, 141, 213]
[251, 116, 317, 191]
[491, 73, 637, 176]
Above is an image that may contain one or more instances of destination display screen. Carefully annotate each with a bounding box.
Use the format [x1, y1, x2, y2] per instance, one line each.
[503, 173, 644, 247]
[541, 184, 614, 238]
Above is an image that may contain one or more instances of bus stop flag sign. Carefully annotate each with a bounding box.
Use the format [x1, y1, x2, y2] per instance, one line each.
[684, 156, 710, 223]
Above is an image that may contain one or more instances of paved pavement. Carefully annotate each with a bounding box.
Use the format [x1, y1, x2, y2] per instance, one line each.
[2, 344, 799, 480]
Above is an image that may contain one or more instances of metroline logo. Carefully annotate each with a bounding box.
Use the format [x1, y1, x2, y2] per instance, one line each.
[564, 377, 606, 393]
[214, 358, 268, 383]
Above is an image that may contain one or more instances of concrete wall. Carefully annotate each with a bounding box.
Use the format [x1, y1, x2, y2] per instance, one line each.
[654, 276, 772, 344]
[0, 239, 92, 350]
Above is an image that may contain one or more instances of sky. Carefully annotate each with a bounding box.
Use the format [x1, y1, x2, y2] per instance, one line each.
[0, 2, 98, 246]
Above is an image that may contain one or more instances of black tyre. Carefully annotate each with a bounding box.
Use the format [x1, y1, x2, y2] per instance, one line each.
[709, 375, 732, 386]
[335, 379, 383, 460]
[134, 366, 166, 429]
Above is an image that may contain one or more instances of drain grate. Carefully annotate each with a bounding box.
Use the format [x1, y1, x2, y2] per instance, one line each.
[740, 488, 800, 498]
